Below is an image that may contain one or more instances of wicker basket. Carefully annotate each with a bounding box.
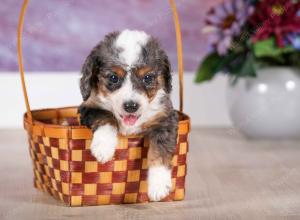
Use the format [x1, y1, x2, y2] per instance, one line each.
[18, 0, 190, 206]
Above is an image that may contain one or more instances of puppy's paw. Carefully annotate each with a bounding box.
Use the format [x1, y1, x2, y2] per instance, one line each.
[147, 166, 172, 201]
[91, 124, 118, 163]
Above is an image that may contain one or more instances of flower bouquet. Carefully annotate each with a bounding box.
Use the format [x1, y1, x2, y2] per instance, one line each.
[196, 0, 300, 83]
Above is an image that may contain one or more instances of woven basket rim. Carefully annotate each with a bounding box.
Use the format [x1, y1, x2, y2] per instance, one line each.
[24, 106, 190, 130]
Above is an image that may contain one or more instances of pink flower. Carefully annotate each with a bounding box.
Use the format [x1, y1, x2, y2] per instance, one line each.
[250, 0, 300, 47]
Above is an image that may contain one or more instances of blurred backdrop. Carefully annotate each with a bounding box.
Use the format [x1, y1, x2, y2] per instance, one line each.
[0, 0, 230, 128]
[0, 0, 223, 71]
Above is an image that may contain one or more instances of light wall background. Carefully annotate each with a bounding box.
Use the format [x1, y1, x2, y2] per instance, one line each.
[0, 73, 230, 128]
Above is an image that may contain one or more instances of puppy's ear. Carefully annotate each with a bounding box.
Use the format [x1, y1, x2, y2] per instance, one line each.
[162, 53, 172, 93]
[80, 54, 101, 101]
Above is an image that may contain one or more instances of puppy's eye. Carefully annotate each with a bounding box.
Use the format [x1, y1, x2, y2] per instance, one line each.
[143, 74, 154, 85]
[109, 73, 119, 84]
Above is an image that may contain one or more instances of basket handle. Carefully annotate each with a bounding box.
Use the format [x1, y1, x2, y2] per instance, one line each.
[18, 0, 184, 124]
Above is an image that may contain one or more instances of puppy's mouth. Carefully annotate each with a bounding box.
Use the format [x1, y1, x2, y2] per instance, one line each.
[120, 114, 140, 126]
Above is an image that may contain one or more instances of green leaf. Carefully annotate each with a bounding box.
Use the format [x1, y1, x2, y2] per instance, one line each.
[287, 52, 300, 69]
[227, 53, 257, 85]
[229, 53, 256, 77]
[253, 37, 296, 58]
[238, 54, 256, 77]
[195, 52, 223, 83]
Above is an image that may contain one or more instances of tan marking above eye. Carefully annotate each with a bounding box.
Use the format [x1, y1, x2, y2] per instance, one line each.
[111, 66, 126, 78]
[136, 66, 153, 77]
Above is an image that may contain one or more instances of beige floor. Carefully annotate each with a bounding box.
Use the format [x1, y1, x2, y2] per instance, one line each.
[0, 129, 300, 220]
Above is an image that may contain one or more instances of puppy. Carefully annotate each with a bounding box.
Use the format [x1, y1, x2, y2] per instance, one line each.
[79, 30, 178, 201]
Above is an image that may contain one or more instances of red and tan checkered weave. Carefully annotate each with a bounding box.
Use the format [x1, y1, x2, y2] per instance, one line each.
[24, 107, 190, 206]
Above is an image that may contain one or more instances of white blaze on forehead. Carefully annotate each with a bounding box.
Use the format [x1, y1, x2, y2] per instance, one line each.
[123, 73, 133, 98]
[115, 29, 150, 66]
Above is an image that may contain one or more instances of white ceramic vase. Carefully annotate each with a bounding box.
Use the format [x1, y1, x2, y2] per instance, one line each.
[227, 67, 300, 139]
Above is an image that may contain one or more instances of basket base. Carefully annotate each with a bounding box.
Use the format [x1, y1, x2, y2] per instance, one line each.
[33, 177, 185, 206]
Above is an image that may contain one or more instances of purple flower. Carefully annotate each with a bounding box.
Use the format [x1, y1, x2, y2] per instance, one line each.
[286, 32, 300, 50]
[203, 0, 254, 55]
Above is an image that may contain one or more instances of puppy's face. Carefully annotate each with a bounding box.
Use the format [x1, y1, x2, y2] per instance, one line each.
[81, 30, 172, 134]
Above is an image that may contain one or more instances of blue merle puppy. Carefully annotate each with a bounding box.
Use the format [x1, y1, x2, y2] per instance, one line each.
[79, 30, 178, 201]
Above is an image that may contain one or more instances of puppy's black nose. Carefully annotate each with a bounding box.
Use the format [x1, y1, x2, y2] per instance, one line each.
[123, 101, 139, 113]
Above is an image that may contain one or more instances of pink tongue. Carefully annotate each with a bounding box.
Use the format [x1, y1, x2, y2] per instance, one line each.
[123, 115, 138, 126]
